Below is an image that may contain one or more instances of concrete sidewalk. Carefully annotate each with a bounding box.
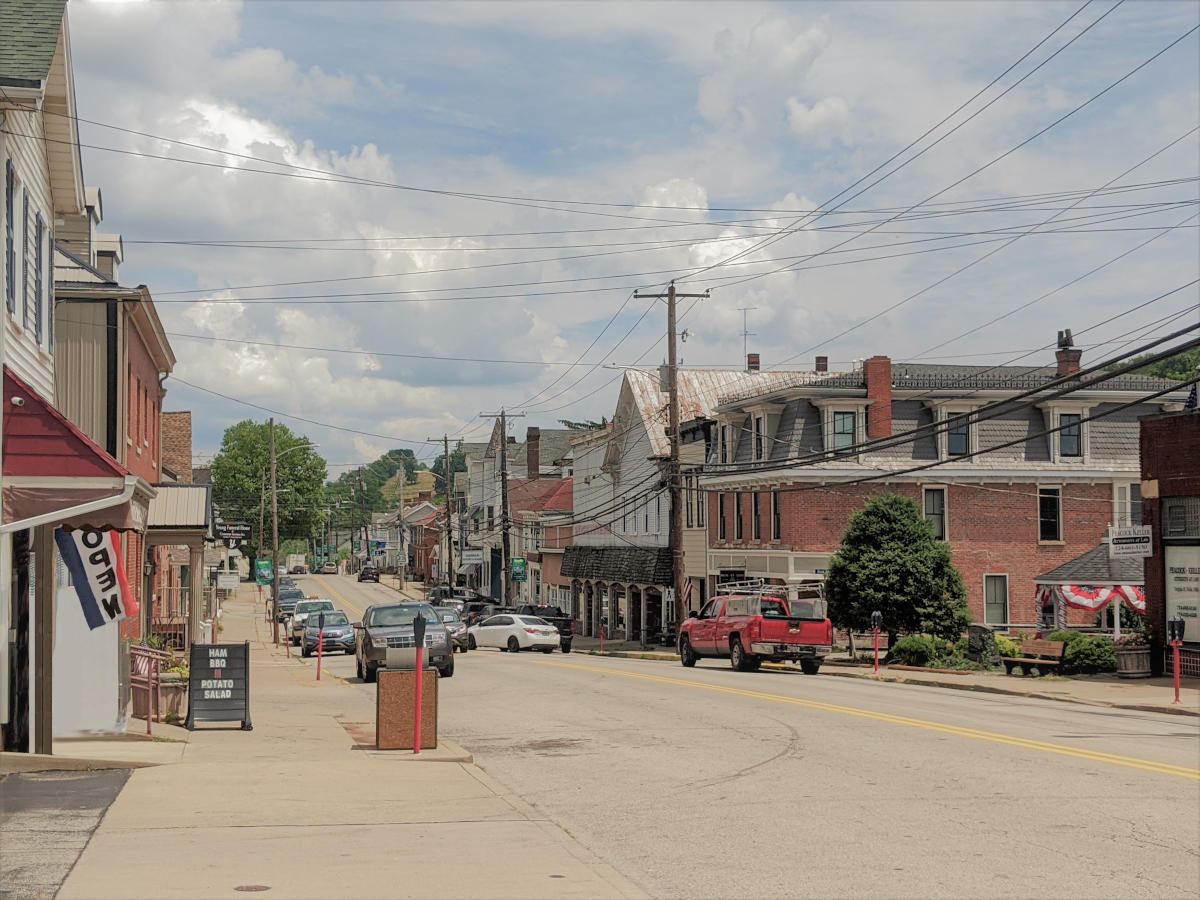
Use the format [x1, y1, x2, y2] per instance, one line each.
[569, 637, 1200, 717]
[52, 587, 646, 900]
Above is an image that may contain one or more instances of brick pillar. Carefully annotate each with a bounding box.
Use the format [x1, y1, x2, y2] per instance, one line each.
[526, 426, 541, 479]
[863, 355, 892, 439]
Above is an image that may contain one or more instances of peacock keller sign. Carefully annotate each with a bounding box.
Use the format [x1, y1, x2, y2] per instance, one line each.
[185, 641, 253, 731]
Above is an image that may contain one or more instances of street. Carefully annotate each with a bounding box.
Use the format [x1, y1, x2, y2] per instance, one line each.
[300, 574, 1200, 899]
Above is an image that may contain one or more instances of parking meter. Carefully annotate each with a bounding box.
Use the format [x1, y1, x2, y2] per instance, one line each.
[413, 612, 426, 648]
[871, 610, 882, 631]
[1168, 615, 1185, 642]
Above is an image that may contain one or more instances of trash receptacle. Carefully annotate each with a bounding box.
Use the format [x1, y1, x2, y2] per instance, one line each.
[376, 666, 437, 750]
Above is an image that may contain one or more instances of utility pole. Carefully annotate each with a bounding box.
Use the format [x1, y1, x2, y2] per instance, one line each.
[428, 434, 455, 586]
[270, 418, 280, 645]
[357, 470, 367, 574]
[479, 410, 525, 603]
[634, 281, 709, 629]
[257, 471, 265, 564]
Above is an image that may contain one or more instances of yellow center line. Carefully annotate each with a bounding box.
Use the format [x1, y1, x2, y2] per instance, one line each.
[310, 575, 362, 619]
[536, 659, 1200, 781]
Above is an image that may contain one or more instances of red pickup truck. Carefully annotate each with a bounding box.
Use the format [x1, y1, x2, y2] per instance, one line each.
[678, 590, 832, 674]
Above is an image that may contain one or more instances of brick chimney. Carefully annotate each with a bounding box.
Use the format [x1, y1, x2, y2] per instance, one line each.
[863, 355, 892, 439]
[1055, 329, 1081, 377]
[160, 411, 193, 483]
[746, 352, 760, 372]
[815, 355, 828, 373]
[526, 426, 541, 479]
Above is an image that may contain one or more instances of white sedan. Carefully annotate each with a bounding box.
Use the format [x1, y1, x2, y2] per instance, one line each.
[467, 614, 560, 653]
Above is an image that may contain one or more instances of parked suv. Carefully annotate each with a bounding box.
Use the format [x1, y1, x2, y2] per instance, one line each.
[355, 602, 454, 682]
[357, 564, 380, 583]
[290, 598, 336, 645]
[678, 587, 832, 673]
[517, 604, 574, 653]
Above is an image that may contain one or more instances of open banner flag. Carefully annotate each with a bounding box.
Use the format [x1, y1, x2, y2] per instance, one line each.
[55, 529, 136, 630]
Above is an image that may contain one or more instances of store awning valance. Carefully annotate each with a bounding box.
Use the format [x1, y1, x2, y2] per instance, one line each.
[2, 367, 154, 533]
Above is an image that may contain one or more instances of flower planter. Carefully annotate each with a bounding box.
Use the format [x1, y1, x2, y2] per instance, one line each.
[1115, 646, 1151, 679]
[131, 674, 189, 720]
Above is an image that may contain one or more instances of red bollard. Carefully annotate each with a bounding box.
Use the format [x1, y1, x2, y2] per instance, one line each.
[1172, 639, 1183, 705]
[413, 646, 423, 755]
[599, 625, 604, 655]
[873, 627, 880, 675]
[285, 629, 290, 658]
[317, 628, 324, 680]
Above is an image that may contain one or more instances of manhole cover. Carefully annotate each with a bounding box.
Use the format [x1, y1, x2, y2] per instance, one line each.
[234, 886, 271, 893]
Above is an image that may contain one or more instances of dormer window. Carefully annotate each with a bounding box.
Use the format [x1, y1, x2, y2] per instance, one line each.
[925, 402, 978, 461]
[1039, 402, 1093, 463]
[812, 399, 869, 457]
[719, 424, 731, 464]
[833, 411, 856, 454]
[753, 416, 765, 460]
[1059, 413, 1082, 457]
[947, 416, 969, 457]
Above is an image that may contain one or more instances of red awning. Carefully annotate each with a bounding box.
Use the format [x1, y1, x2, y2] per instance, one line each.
[2, 367, 153, 532]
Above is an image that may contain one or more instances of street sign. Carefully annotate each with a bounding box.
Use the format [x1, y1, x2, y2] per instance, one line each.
[461, 548, 483, 565]
[511, 556, 527, 582]
[254, 558, 273, 585]
[185, 641, 252, 731]
[216, 523, 252, 542]
[217, 573, 240, 591]
[1108, 525, 1152, 559]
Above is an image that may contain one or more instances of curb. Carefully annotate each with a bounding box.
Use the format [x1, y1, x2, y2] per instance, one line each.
[0, 752, 159, 774]
[575, 648, 1199, 717]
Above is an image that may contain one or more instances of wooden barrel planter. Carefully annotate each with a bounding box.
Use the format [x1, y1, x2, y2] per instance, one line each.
[1115, 646, 1152, 679]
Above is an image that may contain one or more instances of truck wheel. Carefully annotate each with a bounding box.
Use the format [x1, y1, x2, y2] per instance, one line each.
[679, 636, 697, 667]
[730, 637, 755, 672]
[561, 641, 572, 654]
[439, 659, 454, 678]
[800, 659, 821, 675]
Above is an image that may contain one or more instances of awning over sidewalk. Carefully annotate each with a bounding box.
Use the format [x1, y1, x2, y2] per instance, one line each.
[2, 367, 154, 532]
[561, 546, 672, 586]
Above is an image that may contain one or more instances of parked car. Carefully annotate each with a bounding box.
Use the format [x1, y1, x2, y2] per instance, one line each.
[274, 587, 307, 621]
[358, 564, 380, 583]
[434, 606, 469, 653]
[467, 614, 560, 653]
[301, 610, 355, 657]
[429, 584, 453, 603]
[290, 599, 336, 645]
[355, 602, 454, 682]
[678, 589, 833, 673]
[517, 604, 573, 653]
[319, 562, 337, 575]
[462, 599, 512, 628]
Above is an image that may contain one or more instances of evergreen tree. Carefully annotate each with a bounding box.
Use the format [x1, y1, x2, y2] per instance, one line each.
[824, 494, 970, 644]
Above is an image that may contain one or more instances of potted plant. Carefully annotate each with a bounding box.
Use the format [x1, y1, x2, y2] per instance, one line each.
[1113, 631, 1152, 679]
[159, 660, 190, 718]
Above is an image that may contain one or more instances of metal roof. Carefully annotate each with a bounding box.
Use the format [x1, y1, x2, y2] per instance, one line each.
[810, 363, 1183, 393]
[147, 484, 211, 531]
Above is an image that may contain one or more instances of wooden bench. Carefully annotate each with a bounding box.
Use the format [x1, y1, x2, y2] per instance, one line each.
[1002, 639, 1066, 676]
[130, 646, 171, 733]
[845, 631, 890, 652]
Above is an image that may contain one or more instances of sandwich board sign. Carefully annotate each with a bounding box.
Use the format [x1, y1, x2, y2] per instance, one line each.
[185, 641, 253, 731]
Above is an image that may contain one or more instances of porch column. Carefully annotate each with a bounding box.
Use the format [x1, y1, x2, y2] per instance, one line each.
[33, 525, 54, 755]
[188, 546, 203, 648]
[640, 588, 648, 649]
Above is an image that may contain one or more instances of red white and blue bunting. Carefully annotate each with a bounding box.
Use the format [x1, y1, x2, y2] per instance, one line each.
[1036, 583, 1146, 615]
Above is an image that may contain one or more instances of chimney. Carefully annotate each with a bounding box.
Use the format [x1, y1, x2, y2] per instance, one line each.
[94, 233, 123, 282]
[815, 355, 828, 373]
[863, 355, 892, 439]
[526, 426, 541, 480]
[1055, 328, 1081, 377]
[746, 353, 760, 372]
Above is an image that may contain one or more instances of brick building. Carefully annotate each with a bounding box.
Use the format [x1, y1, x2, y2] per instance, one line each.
[702, 342, 1191, 629]
[1140, 408, 1200, 675]
[161, 411, 193, 483]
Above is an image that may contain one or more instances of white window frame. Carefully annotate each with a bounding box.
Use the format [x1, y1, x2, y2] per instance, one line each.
[717, 492, 726, 541]
[1112, 482, 1142, 528]
[813, 399, 869, 456]
[983, 573, 1009, 626]
[696, 480, 705, 528]
[925, 401, 980, 461]
[1038, 402, 1094, 464]
[751, 492, 761, 541]
[753, 415, 765, 461]
[923, 486, 948, 541]
[771, 490, 781, 541]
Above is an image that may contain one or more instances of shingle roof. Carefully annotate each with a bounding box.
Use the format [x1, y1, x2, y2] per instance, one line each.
[0, 0, 65, 85]
[1034, 544, 1144, 585]
[561, 546, 672, 586]
[811, 363, 1182, 393]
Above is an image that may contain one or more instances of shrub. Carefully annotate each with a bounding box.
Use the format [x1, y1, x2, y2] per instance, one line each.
[995, 635, 1021, 658]
[1048, 630, 1086, 646]
[890, 634, 953, 667]
[1062, 635, 1117, 674]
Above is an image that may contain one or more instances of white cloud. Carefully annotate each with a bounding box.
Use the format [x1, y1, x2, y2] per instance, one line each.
[786, 96, 851, 147]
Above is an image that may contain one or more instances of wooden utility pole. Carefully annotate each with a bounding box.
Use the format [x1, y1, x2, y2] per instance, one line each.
[270, 418, 280, 644]
[634, 281, 709, 628]
[480, 410, 524, 603]
[430, 434, 455, 586]
[257, 471, 265, 563]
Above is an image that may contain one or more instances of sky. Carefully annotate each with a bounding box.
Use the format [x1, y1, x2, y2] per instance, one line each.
[66, 0, 1200, 473]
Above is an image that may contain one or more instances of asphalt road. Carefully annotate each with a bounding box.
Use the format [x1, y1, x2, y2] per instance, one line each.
[299, 574, 1200, 899]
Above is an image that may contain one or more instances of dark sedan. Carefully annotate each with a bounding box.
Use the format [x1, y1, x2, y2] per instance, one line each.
[358, 565, 380, 583]
[275, 587, 307, 621]
[301, 611, 355, 657]
[355, 602, 453, 681]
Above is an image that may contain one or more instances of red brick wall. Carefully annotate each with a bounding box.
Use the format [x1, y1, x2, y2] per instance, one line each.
[160, 411, 192, 483]
[1140, 412, 1200, 674]
[125, 324, 161, 483]
[709, 480, 1114, 626]
[121, 530, 144, 640]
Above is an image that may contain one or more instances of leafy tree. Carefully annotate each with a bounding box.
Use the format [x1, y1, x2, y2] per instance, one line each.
[429, 441, 468, 496]
[1107, 347, 1199, 382]
[824, 494, 970, 645]
[210, 420, 327, 557]
[327, 449, 421, 513]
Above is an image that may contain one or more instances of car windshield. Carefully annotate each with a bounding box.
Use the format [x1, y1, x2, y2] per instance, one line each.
[518, 616, 550, 627]
[295, 601, 334, 615]
[366, 605, 440, 627]
[308, 612, 348, 628]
